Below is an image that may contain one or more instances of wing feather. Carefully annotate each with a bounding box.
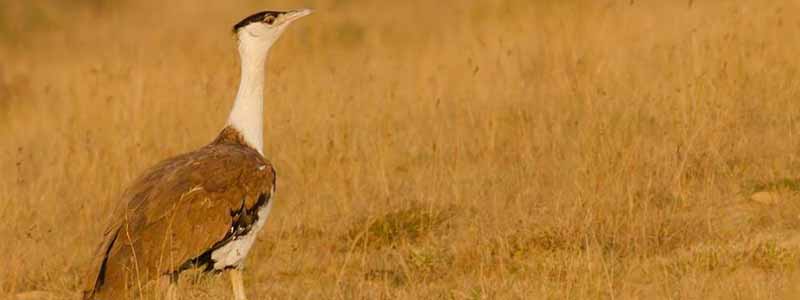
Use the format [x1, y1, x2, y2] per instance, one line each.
[83, 142, 275, 299]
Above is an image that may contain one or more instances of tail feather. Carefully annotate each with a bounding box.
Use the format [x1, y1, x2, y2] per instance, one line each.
[83, 229, 120, 300]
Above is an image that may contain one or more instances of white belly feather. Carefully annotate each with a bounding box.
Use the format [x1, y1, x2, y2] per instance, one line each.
[210, 199, 273, 269]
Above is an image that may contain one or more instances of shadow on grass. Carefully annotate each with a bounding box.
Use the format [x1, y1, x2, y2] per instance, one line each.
[343, 204, 456, 250]
[747, 178, 800, 194]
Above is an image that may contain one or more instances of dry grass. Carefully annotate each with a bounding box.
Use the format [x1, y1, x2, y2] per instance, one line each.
[4, 0, 800, 299]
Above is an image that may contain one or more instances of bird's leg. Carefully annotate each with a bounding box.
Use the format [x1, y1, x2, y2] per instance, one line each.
[166, 281, 178, 300]
[158, 273, 179, 300]
[229, 268, 248, 300]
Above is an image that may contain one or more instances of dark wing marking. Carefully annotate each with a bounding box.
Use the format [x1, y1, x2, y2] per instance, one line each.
[83, 142, 275, 299]
[181, 192, 272, 272]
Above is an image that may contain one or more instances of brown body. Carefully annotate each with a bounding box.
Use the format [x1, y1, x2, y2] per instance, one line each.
[83, 127, 276, 300]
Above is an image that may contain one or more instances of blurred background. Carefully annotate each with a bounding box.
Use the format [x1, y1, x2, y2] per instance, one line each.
[3, 0, 800, 299]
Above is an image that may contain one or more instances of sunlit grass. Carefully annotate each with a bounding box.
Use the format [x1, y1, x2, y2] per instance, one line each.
[3, 0, 800, 299]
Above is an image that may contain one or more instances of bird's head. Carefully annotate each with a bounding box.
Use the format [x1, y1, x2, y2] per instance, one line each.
[233, 9, 312, 59]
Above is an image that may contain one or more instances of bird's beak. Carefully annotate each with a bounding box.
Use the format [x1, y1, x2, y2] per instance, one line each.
[283, 8, 313, 23]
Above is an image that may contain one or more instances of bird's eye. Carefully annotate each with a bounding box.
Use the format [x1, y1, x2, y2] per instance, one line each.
[264, 15, 276, 25]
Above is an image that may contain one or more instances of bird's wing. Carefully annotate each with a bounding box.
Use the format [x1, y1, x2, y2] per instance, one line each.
[83, 143, 275, 297]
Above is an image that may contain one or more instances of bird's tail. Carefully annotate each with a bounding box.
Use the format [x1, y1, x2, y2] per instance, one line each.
[83, 228, 122, 300]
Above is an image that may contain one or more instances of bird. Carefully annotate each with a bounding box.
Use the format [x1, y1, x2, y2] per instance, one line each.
[82, 9, 312, 300]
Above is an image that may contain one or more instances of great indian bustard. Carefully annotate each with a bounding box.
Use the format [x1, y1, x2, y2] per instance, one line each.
[83, 9, 312, 300]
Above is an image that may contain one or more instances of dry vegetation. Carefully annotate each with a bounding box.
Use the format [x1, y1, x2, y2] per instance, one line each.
[3, 0, 800, 299]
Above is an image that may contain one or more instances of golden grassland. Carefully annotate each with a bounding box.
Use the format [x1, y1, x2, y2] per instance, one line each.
[3, 0, 800, 298]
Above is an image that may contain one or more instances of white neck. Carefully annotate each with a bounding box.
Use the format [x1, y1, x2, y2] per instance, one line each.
[226, 44, 270, 155]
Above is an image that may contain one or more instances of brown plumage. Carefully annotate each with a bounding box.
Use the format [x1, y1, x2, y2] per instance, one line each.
[82, 9, 312, 300]
[83, 127, 276, 299]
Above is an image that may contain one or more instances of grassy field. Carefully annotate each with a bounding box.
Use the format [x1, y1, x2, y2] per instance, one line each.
[3, 0, 800, 299]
